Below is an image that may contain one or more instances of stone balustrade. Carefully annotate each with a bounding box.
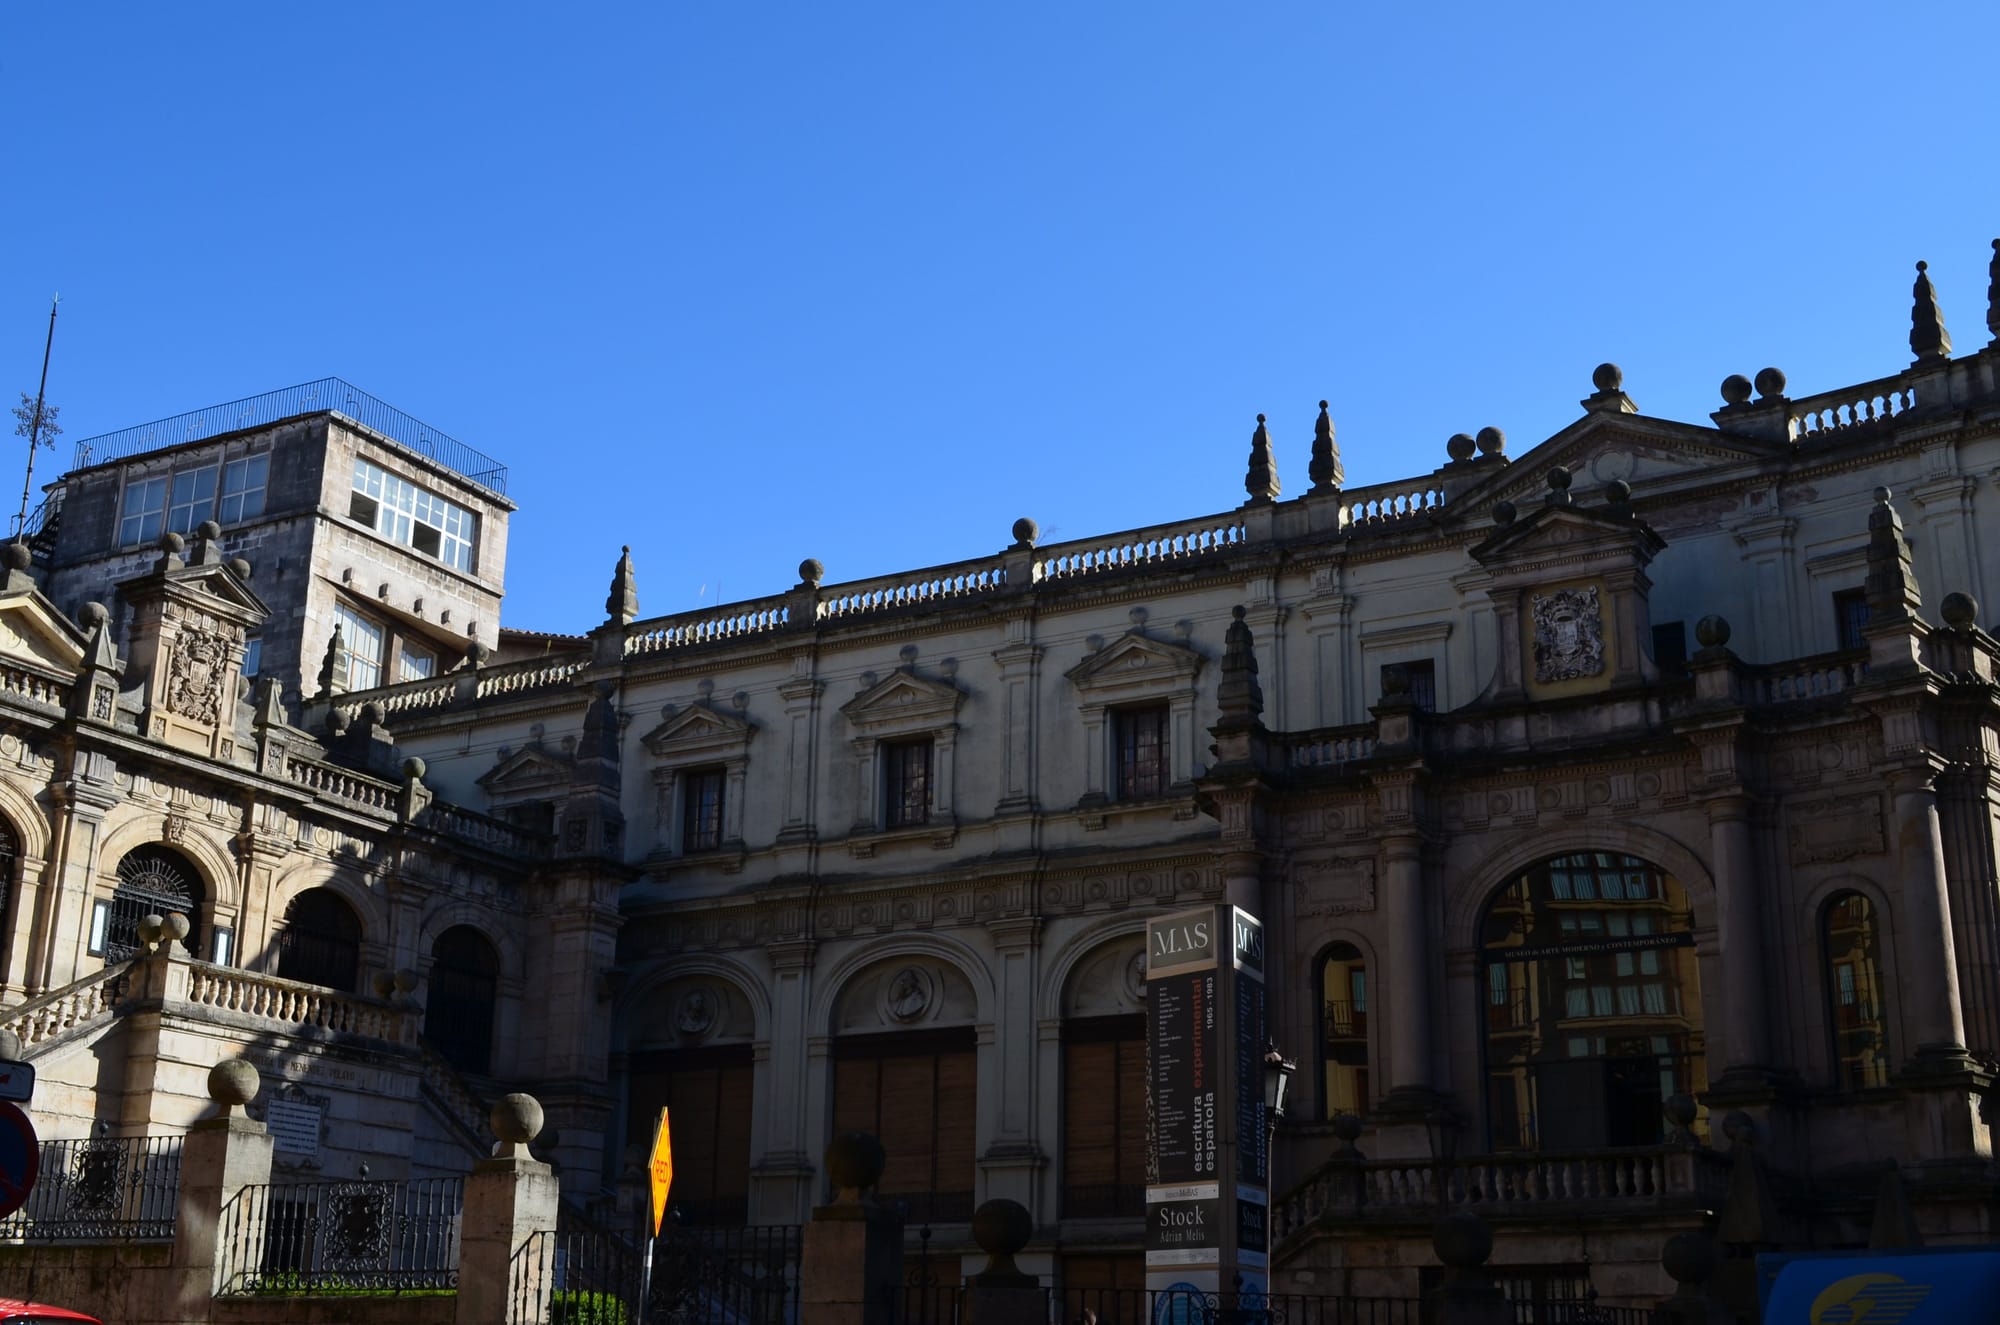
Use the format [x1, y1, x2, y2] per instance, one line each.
[419, 799, 552, 860]
[627, 595, 791, 654]
[184, 961, 414, 1043]
[1749, 650, 1869, 704]
[285, 754, 400, 812]
[1274, 1146, 1732, 1244]
[1286, 725, 1379, 769]
[0, 961, 132, 1056]
[1789, 373, 1918, 439]
[818, 559, 1007, 617]
[1036, 513, 1247, 581]
[1339, 478, 1447, 527]
[0, 661, 69, 711]
[476, 654, 592, 699]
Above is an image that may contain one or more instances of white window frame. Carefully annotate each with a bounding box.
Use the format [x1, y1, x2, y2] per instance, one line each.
[351, 459, 476, 573]
[397, 639, 437, 683]
[333, 603, 385, 691]
[166, 464, 219, 534]
[119, 477, 167, 546]
[219, 453, 269, 524]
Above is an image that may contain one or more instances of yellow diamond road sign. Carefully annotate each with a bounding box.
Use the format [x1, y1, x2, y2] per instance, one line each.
[648, 1108, 674, 1237]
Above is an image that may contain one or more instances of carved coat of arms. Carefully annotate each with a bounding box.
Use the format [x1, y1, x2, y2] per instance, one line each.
[1532, 586, 1605, 683]
[167, 627, 230, 725]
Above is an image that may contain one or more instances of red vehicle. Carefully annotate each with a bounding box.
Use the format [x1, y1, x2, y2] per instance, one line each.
[0, 1301, 100, 1324]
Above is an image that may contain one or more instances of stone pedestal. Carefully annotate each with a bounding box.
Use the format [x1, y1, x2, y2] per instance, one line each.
[457, 1151, 562, 1325]
[167, 1061, 273, 1324]
[962, 1199, 1041, 1325]
[801, 1133, 906, 1325]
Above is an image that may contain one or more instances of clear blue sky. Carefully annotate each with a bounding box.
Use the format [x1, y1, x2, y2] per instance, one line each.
[5, 4, 1997, 634]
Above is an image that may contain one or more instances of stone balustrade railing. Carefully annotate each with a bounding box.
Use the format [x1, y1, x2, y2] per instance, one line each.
[414, 1036, 494, 1151]
[627, 596, 791, 655]
[1273, 1146, 1731, 1243]
[1339, 479, 1447, 527]
[1036, 514, 1246, 582]
[0, 962, 133, 1057]
[1789, 373, 1918, 439]
[285, 755, 399, 813]
[818, 558, 1008, 619]
[0, 661, 69, 711]
[476, 654, 592, 699]
[1749, 650, 1869, 704]
[351, 673, 458, 719]
[1285, 726, 1379, 770]
[419, 799, 552, 860]
[185, 962, 412, 1043]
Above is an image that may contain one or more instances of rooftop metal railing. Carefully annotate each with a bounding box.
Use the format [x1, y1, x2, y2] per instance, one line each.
[68, 377, 508, 496]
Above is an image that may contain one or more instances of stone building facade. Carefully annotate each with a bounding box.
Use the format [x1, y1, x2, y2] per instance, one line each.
[4, 245, 2000, 1306]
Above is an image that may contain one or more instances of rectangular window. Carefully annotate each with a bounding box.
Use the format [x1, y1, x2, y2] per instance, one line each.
[1402, 659, 1438, 712]
[88, 899, 111, 957]
[212, 927, 234, 966]
[166, 464, 219, 534]
[1590, 986, 1614, 1017]
[1113, 704, 1170, 799]
[1617, 986, 1641, 1016]
[241, 637, 262, 679]
[351, 459, 476, 573]
[219, 453, 269, 524]
[884, 739, 933, 828]
[682, 767, 725, 852]
[1642, 984, 1668, 1014]
[1652, 621, 1689, 672]
[119, 477, 167, 546]
[397, 641, 436, 683]
[1061, 1018, 1146, 1218]
[1565, 988, 1589, 1017]
[1488, 965, 1508, 1005]
[1835, 587, 1871, 651]
[332, 604, 384, 691]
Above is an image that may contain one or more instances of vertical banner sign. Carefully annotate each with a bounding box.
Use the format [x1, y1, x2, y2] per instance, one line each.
[1146, 905, 1265, 1299]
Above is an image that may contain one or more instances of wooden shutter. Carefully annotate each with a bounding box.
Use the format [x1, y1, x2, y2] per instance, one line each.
[628, 1048, 754, 1218]
[878, 1055, 939, 1196]
[833, 1056, 882, 1137]
[1064, 1040, 1119, 1188]
[933, 1047, 977, 1201]
[1114, 1038, 1147, 1187]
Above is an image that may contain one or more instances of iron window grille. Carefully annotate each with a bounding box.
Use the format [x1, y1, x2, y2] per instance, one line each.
[682, 768, 726, 852]
[884, 739, 933, 828]
[1113, 705, 1169, 799]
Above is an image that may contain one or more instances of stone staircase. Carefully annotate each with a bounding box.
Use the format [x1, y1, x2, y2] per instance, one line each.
[0, 961, 135, 1063]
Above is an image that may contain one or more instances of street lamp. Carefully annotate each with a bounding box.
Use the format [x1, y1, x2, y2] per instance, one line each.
[1262, 1042, 1297, 1145]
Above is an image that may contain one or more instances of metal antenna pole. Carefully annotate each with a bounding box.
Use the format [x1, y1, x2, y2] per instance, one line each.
[15, 295, 59, 540]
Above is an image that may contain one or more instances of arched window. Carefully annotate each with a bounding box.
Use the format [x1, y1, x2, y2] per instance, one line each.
[426, 926, 499, 1074]
[1319, 942, 1369, 1119]
[107, 845, 203, 962]
[1480, 853, 1707, 1151]
[0, 817, 19, 941]
[275, 889, 362, 992]
[1823, 892, 1890, 1089]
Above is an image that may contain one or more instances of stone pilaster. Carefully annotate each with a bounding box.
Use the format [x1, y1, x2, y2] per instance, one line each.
[978, 918, 1045, 1210]
[753, 938, 820, 1223]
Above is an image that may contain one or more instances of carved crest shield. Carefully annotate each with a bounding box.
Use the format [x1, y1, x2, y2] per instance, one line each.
[1532, 586, 1606, 683]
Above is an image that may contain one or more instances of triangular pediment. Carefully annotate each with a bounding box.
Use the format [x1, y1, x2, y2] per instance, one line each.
[1065, 631, 1205, 695]
[1453, 413, 1786, 516]
[476, 745, 572, 793]
[1469, 502, 1667, 568]
[641, 703, 756, 757]
[118, 560, 270, 625]
[840, 669, 965, 730]
[0, 592, 87, 677]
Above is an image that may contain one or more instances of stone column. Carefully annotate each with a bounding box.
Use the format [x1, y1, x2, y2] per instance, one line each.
[167, 1060, 273, 1322]
[979, 919, 1044, 1208]
[754, 940, 819, 1223]
[1381, 832, 1433, 1106]
[458, 1094, 562, 1325]
[1889, 771, 1970, 1061]
[801, 1134, 905, 1325]
[1706, 796, 1770, 1079]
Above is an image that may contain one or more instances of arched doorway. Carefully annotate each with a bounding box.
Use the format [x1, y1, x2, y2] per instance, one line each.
[274, 889, 362, 991]
[425, 926, 499, 1074]
[1480, 852, 1707, 1150]
[1318, 942, 1369, 1118]
[107, 845, 203, 963]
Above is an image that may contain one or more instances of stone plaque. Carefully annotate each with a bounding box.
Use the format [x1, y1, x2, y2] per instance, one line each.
[1295, 857, 1376, 916]
[1531, 586, 1605, 683]
[1788, 793, 1887, 865]
[267, 1096, 325, 1158]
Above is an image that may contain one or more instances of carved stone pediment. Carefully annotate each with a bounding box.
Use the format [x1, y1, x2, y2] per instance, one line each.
[641, 703, 755, 760]
[840, 669, 964, 734]
[1454, 413, 1783, 514]
[160, 563, 271, 619]
[477, 745, 572, 795]
[1064, 632, 1204, 701]
[1468, 504, 1666, 573]
[0, 594, 88, 677]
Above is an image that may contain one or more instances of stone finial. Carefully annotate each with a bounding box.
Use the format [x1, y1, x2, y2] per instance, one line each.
[208, 1059, 260, 1116]
[797, 558, 825, 589]
[1719, 375, 1752, 406]
[605, 546, 638, 625]
[1432, 1212, 1493, 1270]
[1753, 367, 1787, 399]
[1476, 426, 1506, 457]
[490, 1093, 545, 1159]
[1544, 465, 1573, 507]
[1987, 239, 1999, 343]
[1308, 401, 1344, 493]
[0, 540, 32, 593]
[156, 529, 186, 573]
[969, 1198, 1034, 1283]
[1694, 615, 1731, 650]
[1331, 1113, 1364, 1158]
[1010, 517, 1039, 549]
[1605, 479, 1633, 517]
[824, 1131, 886, 1201]
[315, 624, 343, 700]
[1942, 591, 1979, 630]
[1663, 1092, 1698, 1145]
[1216, 605, 1263, 725]
[164, 913, 191, 949]
[1865, 486, 1923, 622]
[79, 602, 119, 673]
[1491, 500, 1516, 526]
[1910, 260, 1953, 363]
[1662, 1231, 1718, 1290]
[192, 520, 224, 566]
[1244, 414, 1280, 504]
[1446, 433, 1476, 462]
[1583, 363, 1636, 414]
[136, 914, 165, 950]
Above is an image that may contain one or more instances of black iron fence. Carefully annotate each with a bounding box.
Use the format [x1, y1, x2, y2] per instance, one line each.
[215, 1175, 463, 1293]
[1060, 1289, 1422, 1325]
[1501, 1304, 1659, 1325]
[0, 1133, 181, 1241]
[515, 1222, 804, 1325]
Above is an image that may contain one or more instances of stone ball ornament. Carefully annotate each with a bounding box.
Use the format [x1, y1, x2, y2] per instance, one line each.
[1663, 1092, 1698, 1131]
[1491, 500, 1516, 526]
[228, 557, 254, 581]
[1942, 591, 1979, 629]
[1011, 517, 1039, 547]
[1720, 374, 1753, 406]
[164, 913, 191, 946]
[1754, 366, 1788, 399]
[1605, 478, 1633, 506]
[402, 756, 427, 781]
[824, 1130, 887, 1195]
[1591, 363, 1623, 394]
[78, 601, 109, 630]
[1, 542, 31, 574]
[208, 1059, 261, 1108]
[490, 1092, 545, 1145]
[1694, 615, 1731, 649]
[798, 558, 825, 587]
[1475, 426, 1506, 457]
[136, 914, 165, 947]
[1546, 465, 1572, 493]
[1446, 433, 1476, 462]
[971, 1198, 1032, 1260]
[1431, 1211, 1493, 1269]
[1662, 1231, 1718, 1286]
[159, 530, 186, 556]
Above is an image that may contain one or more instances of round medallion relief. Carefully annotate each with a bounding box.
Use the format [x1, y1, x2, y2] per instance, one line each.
[883, 967, 933, 1023]
[676, 987, 719, 1039]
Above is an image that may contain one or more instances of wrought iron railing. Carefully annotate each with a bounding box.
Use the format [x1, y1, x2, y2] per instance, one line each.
[1055, 1287, 1422, 1325]
[516, 1223, 802, 1325]
[0, 1133, 181, 1240]
[69, 377, 508, 496]
[216, 1174, 463, 1293]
